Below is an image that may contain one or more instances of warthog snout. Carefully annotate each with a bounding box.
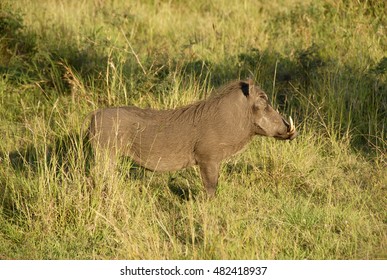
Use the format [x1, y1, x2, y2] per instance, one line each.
[278, 116, 298, 140]
[87, 79, 297, 197]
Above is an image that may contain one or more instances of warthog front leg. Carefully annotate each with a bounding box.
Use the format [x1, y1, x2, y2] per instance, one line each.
[198, 162, 220, 197]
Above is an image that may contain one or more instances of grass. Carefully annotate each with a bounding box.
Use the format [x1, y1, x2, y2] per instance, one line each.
[0, 0, 386, 259]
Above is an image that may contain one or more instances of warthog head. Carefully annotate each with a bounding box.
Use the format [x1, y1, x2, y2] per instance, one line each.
[240, 79, 297, 140]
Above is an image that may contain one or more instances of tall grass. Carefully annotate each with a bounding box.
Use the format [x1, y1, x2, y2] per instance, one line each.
[0, 0, 385, 259]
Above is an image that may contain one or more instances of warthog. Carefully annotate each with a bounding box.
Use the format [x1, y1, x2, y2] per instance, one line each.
[87, 79, 297, 196]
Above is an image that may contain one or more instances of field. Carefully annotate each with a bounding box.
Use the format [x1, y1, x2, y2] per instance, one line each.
[0, 0, 386, 259]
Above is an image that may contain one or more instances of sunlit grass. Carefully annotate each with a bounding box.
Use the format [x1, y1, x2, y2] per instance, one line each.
[0, 0, 385, 259]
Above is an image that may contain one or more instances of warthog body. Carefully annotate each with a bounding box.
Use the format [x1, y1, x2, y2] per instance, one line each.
[87, 79, 297, 196]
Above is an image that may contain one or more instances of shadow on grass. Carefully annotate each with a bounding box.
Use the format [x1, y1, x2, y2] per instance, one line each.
[3, 133, 92, 175]
[119, 155, 202, 200]
[167, 174, 201, 201]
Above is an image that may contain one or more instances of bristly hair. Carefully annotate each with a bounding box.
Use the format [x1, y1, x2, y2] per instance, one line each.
[210, 79, 259, 99]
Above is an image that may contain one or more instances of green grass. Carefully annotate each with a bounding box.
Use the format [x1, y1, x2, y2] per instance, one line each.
[0, 0, 386, 259]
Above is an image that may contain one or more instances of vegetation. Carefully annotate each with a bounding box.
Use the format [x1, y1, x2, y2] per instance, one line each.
[0, 0, 385, 259]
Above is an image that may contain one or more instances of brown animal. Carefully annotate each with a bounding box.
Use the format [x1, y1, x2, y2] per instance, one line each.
[87, 79, 297, 196]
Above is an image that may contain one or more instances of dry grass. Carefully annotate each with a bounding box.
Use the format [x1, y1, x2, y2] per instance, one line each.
[0, 0, 385, 259]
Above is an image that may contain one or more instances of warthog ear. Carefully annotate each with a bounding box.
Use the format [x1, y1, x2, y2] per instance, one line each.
[240, 81, 250, 97]
[240, 79, 254, 97]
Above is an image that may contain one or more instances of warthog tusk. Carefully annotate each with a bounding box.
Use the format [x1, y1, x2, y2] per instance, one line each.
[288, 116, 295, 134]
